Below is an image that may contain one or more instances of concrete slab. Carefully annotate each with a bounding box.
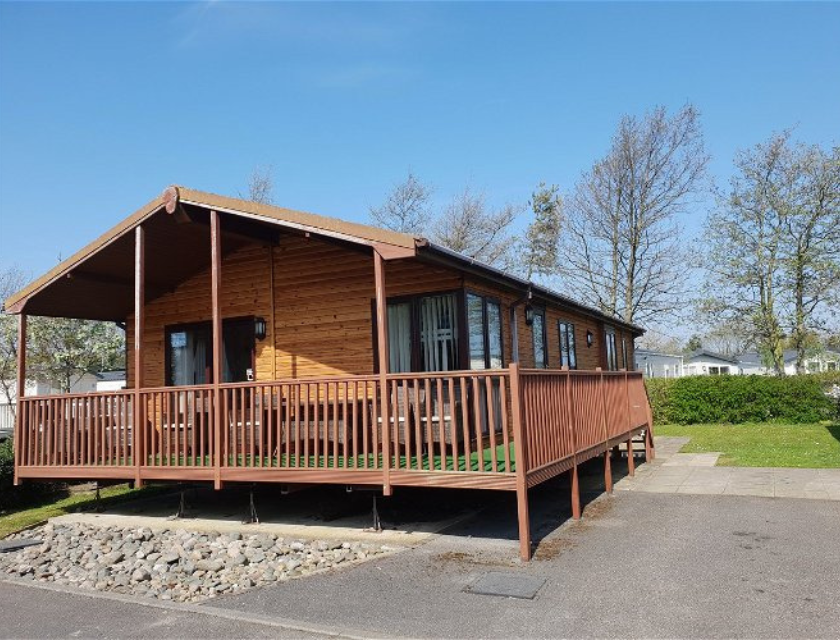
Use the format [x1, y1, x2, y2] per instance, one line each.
[48, 484, 479, 548]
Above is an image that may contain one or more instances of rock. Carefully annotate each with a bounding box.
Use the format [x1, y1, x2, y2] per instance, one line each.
[161, 551, 180, 564]
[196, 559, 224, 573]
[132, 568, 151, 582]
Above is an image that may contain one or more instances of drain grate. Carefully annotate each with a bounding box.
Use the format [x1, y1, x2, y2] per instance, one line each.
[0, 538, 41, 554]
[465, 571, 545, 600]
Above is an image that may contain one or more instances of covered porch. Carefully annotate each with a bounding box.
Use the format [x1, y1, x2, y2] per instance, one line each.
[7, 186, 655, 560]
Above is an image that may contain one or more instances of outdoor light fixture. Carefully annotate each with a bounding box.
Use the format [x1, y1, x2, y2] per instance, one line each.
[586, 330, 594, 347]
[524, 303, 535, 326]
[254, 317, 267, 341]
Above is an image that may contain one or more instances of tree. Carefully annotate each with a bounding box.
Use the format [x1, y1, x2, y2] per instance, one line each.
[685, 335, 702, 352]
[521, 183, 563, 280]
[779, 140, 840, 373]
[431, 188, 520, 269]
[27, 319, 124, 393]
[1, 266, 125, 406]
[560, 104, 709, 325]
[701, 321, 753, 357]
[243, 165, 275, 204]
[369, 172, 432, 235]
[703, 134, 789, 374]
[0, 266, 27, 410]
[703, 133, 840, 375]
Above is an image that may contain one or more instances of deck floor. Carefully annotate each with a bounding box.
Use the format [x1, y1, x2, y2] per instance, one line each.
[68, 444, 517, 473]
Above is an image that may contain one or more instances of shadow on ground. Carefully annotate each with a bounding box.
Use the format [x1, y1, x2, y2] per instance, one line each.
[84, 452, 636, 554]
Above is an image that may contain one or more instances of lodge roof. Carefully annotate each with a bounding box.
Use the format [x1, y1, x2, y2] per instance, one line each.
[4, 185, 644, 335]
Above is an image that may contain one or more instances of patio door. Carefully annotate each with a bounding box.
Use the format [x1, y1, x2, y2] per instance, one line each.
[380, 292, 461, 373]
[166, 317, 255, 386]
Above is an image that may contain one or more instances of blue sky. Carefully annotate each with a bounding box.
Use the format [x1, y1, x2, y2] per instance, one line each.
[1, 1, 838, 280]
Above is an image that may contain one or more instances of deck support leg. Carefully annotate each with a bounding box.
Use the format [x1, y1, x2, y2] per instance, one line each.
[604, 450, 613, 494]
[645, 429, 653, 463]
[246, 484, 259, 524]
[94, 482, 102, 512]
[626, 439, 635, 476]
[516, 485, 531, 561]
[170, 485, 188, 519]
[372, 494, 382, 532]
[570, 464, 581, 520]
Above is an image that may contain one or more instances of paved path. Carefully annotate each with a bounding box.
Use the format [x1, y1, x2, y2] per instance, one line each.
[616, 436, 840, 500]
[211, 491, 840, 639]
[0, 579, 338, 639]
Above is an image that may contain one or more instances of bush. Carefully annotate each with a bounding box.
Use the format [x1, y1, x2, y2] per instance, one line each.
[645, 374, 837, 425]
[0, 438, 67, 512]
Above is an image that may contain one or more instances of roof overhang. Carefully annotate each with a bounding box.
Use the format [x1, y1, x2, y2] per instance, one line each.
[4, 186, 418, 320]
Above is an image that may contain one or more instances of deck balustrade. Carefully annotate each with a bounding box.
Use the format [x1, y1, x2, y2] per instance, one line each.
[15, 365, 652, 493]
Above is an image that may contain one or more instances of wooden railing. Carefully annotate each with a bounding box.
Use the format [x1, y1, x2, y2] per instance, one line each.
[15, 367, 651, 490]
[16, 391, 135, 468]
[518, 369, 650, 481]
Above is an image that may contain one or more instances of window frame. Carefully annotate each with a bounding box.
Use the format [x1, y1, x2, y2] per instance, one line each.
[465, 289, 505, 370]
[531, 306, 549, 369]
[557, 320, 577, 369]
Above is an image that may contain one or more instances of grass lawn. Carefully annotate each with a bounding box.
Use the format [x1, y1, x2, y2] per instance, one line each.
[656, 422, 840, 468]
[0, 484, 160, 539]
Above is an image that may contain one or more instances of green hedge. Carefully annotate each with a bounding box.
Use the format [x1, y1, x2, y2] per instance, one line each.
[645, 373, 839, 425]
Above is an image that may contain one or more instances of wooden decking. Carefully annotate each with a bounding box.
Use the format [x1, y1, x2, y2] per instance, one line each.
[14, 364, 653, 559]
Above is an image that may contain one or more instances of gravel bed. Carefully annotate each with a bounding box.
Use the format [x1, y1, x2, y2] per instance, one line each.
[1, 522, 394, 603]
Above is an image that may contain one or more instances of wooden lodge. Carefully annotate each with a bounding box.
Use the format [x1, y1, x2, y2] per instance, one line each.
[5, 186, 654, 560]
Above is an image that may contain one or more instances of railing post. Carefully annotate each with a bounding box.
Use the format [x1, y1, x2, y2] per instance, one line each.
[562, 366, 581, 520]
[211, 210, 223, 490]
[597, 368, 612, 494]
[133, 226, 144, 486]
[643, 377, 656, 461]
[509, 363, 531, 561]
[373, 249, 391, 495]
[13, 313, 26, 486]
[623, 370, 634, 476]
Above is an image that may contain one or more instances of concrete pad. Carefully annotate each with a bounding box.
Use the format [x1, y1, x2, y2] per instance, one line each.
[466, 572, 545, 600]
[662, 453, 721, 467]
[676, 485, 727, 495]
[723, 484, 774, 498]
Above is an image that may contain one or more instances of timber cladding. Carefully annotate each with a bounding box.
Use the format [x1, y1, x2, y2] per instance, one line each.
[127, 235, 461, 387]
[126, 234, 636, 388]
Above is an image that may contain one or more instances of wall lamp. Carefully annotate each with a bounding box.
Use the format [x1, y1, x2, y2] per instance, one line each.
[586, 330, 594, 347]
[254, 317, 267, 341]
[524, 303, 535, 327]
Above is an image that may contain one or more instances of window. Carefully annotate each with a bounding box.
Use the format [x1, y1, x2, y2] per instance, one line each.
[532, 308, 548, 368]
[605, 328, 618, 371]
[828, 361, 837, 372]
[166, 318, 255, 386]
[558, 321, 577, 369]
[381, 292, 460, 373]
[709, 366, 729, 376]
[621, 337, 628, 369]
[466, 292, 504, 370]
